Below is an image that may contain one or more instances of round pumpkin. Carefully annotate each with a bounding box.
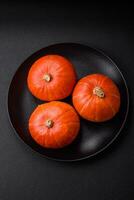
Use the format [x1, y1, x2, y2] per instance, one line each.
[27, 55, 76, 101]
[72, 74, 121, 122]
[29, 101, 80, 149]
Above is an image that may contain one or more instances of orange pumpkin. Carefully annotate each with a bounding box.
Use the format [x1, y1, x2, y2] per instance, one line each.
[72, 74, 121, 122]
[29, 101, 80, 149]
[27, 55, 76, 101]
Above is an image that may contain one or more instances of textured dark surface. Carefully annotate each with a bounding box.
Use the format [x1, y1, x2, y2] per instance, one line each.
[0, 2, 134, 200]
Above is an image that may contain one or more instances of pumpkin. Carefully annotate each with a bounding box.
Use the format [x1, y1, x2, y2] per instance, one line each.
[27, 55, 76, 101]
[72, 74, 121, 122]
[29, 101, 80, 149]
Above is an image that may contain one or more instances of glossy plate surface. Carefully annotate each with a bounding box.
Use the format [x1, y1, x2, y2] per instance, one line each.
[8, 43, 129, 161]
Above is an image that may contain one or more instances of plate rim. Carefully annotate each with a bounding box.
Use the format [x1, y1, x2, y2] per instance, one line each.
[7, 42, 129, 162]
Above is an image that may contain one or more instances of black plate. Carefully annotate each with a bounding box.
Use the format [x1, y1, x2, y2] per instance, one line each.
[7, 43, 129, 161]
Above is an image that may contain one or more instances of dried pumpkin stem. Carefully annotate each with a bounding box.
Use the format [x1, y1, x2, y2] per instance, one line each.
[93, 86, 105, 98]
[43, 74, 51, 82]
[45, 119, 54, 128]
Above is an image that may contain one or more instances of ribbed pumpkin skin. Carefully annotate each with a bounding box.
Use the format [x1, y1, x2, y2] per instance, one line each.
[73, 74, 121, 122]
[27, 55, 76, 101]
[29, 101, 80, 149]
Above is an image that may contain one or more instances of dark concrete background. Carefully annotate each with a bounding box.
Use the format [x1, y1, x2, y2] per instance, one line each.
[0, 2, 133, 200]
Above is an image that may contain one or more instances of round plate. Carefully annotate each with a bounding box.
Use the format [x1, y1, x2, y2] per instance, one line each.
[8, 43, 129, 161]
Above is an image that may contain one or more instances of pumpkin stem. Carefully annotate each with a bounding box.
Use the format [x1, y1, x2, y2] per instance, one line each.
[93, 86, 105, 98]
[45, 119, 54, 128]
[43, 74, 51, 82]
